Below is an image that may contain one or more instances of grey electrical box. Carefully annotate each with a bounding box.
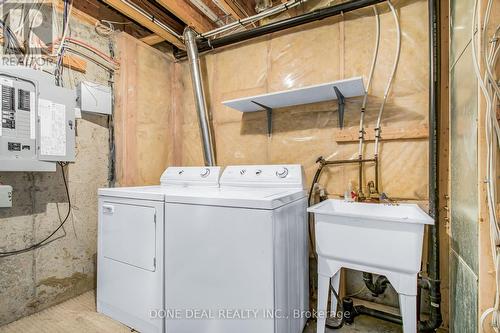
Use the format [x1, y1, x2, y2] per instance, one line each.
[77, 81, 112, 115]
[0, 185, 13, 207]
[0, 66, 76, 172]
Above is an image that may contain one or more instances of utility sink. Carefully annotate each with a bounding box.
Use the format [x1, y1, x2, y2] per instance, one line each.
[308, 199, 433, 274]
[308, 199, 434, 333]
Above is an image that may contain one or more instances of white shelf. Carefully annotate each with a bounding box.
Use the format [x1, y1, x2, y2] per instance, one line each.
[222, 76, 365, 112]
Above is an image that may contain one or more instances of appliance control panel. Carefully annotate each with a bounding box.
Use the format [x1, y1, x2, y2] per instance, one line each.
[160, 166, 221, 187]
[220, 165, 304, 188]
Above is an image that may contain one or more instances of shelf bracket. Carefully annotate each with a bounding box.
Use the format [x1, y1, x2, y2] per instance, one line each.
[333, 86, 346, 129]
[251, 101, 273, 137]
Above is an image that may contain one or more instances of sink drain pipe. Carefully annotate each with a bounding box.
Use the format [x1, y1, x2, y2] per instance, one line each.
[362, 272, 390, 297]
[419, 0, 442, 328]
[184, 27, 216, 166]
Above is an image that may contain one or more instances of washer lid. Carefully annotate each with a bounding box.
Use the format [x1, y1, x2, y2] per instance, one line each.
[164, 187, 306, 210]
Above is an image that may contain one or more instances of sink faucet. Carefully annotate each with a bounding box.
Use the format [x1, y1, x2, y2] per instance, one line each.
[380, 192, 398, 205]
[367, 181, 378, 199]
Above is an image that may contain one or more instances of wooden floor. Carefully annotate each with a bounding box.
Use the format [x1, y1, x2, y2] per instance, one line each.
[0, 290, 403, 333]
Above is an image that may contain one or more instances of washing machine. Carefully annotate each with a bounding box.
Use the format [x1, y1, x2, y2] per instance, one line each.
[164, 164, 309, 333]
[97, 166, 221, 333]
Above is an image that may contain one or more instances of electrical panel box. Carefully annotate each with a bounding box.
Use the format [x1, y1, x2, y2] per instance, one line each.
[0, 185, 13, 207]
[0, 66, 76, 172]
[77, 81, 112, 115]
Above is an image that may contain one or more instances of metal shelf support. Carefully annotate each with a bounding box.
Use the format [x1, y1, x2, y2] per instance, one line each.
[333, 86, 346, 129]
[251, 101, 273, 137]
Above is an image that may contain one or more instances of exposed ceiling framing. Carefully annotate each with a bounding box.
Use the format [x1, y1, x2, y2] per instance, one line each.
[88, 0, 289, 49]
[71, 0, 152, 39]
[155, 0, 216, 32]
[140, 34, 165, 46]
[101, 0, 185, 48]
[214, 0, 256, 20]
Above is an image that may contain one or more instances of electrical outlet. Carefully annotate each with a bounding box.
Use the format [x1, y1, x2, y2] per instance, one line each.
[0, 185, 13, 208]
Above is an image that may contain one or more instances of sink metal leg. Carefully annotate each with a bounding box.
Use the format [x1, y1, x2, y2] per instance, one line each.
[316, 274, 330, 333]
[399, 294, 417, 333]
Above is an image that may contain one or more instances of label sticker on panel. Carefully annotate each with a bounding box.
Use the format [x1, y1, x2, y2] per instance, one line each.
[39, 98, 67, 156]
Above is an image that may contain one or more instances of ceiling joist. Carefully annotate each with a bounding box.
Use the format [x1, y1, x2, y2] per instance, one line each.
[155, 0, 215, 33]
[141, 34, 165, 46]
[102, 0, 185, 49]
[215, 0, 245, 20]
[216, 0, 256, 20]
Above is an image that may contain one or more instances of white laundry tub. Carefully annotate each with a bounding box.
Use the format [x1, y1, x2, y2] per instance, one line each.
[308, 199, 434, 275]
[308, 199, 434, 333]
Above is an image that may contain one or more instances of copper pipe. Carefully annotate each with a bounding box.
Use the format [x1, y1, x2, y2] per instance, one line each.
[358, 156, 365, 200]
[322, 158, 376, 165]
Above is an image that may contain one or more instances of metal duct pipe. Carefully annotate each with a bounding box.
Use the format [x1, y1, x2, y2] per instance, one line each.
[184, 27, 216, 166]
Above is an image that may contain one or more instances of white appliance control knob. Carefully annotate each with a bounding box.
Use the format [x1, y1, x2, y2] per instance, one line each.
[240, 169, 247, 175]
[276, 167, 289, 178]
[200, 168, 210, 178]
[256, 169, 262, 175]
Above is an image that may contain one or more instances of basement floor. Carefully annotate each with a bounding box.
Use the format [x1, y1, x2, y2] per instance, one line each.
[0, 291, 403, 333]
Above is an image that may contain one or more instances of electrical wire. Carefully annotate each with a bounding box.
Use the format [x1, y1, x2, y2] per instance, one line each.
[373, 0, 401, 158]
[63, 45, 118, 71]
[52, 34, 120, 72]
[0, 18, 24, 59]
[55, 0, 72, 57]
[474, 0, 500, 329]
[55, 0, 72, 86]
[95, 21, 115, 37]
[62, 37, 120, 66]
[95, 20, 132, 37]
[0, 163, 72, 258]
[23, 1, 45, 68]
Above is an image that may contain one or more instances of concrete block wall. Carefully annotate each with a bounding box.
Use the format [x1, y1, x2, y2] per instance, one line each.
[0, 9, 112, 326]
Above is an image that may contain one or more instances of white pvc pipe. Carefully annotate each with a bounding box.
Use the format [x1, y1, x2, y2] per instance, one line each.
[373, 0, 401, 156]
[119, 0, 183, 40]
[201, 0, 306, 38]
[358, 6, 380, 158]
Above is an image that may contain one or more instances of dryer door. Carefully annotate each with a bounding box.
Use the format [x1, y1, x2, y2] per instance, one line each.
[101, 201, 157, 271]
